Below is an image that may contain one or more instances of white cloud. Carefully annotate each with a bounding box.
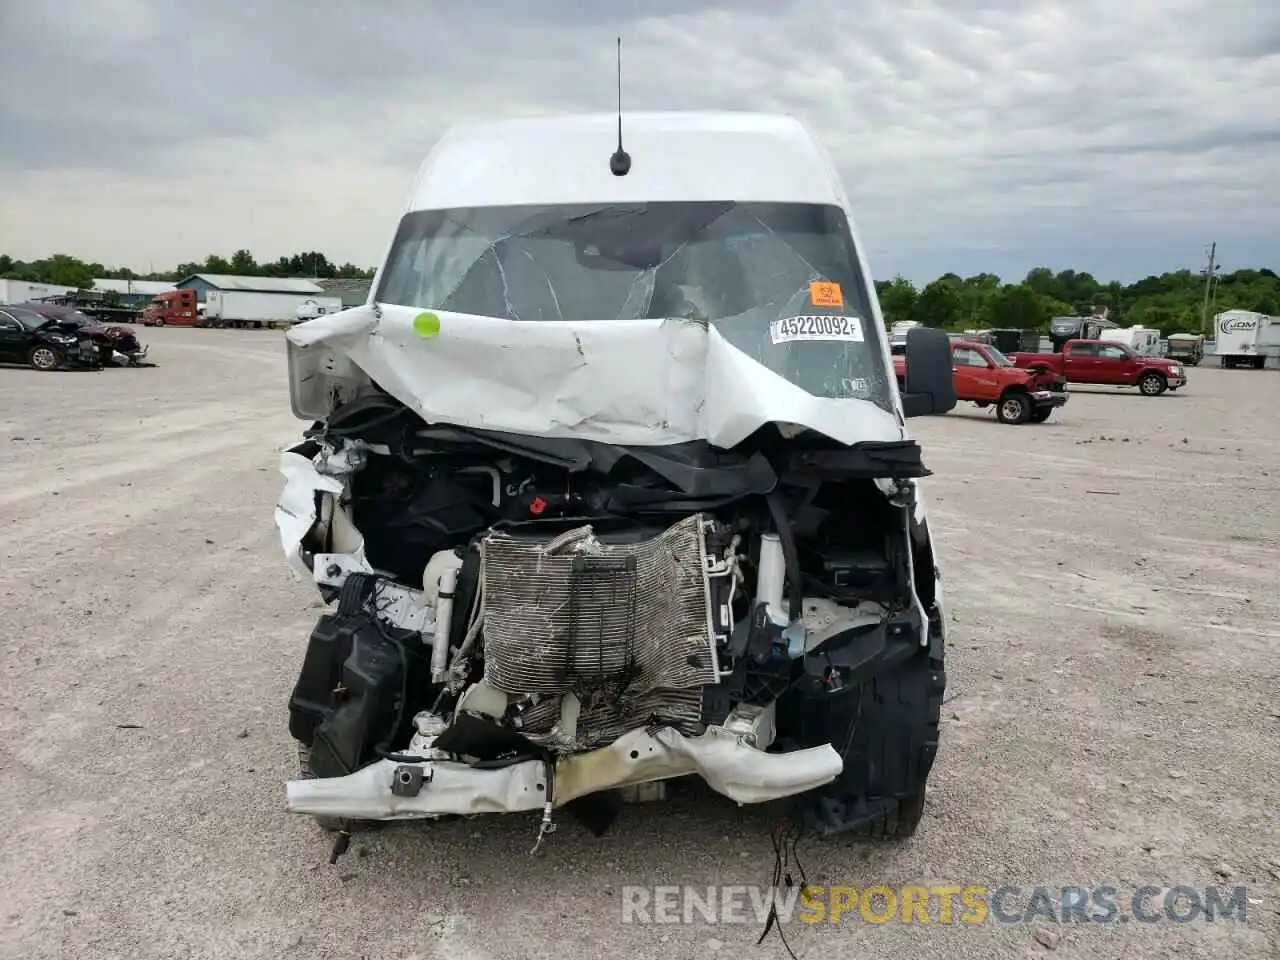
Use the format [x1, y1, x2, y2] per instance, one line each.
[0, 0, 1276, 283]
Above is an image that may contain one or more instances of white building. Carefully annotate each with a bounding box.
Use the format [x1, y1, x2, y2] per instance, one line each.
[0, 279, 78, 304]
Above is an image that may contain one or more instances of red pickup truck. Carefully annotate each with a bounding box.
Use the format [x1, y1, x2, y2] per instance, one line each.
[1009, 339, 1187, 396]
[894, 339, 1068, 424]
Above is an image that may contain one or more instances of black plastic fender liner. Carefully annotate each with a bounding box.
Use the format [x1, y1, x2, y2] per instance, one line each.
[799, 620, 921, 688]
[288, 614, 352, 746]
[289, 612, 432, 778]
[791, 607, 946, 838]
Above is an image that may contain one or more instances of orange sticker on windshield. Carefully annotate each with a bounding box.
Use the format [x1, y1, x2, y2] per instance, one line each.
[810, 281, 844, 308]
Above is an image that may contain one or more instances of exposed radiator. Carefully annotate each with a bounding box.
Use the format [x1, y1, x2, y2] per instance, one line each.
[479, 514, 722, 751]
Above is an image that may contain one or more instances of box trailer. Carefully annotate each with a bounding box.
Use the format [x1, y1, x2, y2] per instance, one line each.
[1100, 325, 1162, 356]
[1215, 310, 1276, 369]
[294, 297, 347, 322]
[1165, 333, 1205, 365]
[205, 290, 343, 329]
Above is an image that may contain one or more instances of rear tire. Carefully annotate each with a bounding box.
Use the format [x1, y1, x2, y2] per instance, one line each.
[1139, 372, 1167, 396]
[997, 391, 1032, 424]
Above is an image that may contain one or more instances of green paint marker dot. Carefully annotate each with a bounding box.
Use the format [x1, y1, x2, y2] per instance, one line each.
[413, 312, 441, 338]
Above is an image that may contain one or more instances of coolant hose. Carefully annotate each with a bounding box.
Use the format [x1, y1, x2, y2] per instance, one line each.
[765, 492, 803, 622]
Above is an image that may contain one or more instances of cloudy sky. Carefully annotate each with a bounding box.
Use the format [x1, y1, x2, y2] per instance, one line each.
[1, 1, 1276, 285]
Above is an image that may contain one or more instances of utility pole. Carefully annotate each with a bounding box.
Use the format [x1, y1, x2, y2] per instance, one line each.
[1200, 241, 1216, 336]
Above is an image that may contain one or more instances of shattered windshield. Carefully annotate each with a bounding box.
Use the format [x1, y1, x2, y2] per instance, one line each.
[987, 346, 1013, 367]
[376, 201, 892, 410]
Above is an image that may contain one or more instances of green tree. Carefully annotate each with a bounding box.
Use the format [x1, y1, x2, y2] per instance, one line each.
[988, 284, 1051, 329]
[957, 273, 1001, 326]
[1024, 267, 1058, 299]
[875, 275, 918, 326]
[915, 279, 963, 328]
[42, 254, 95, 289]
[229, 249, 258, 274]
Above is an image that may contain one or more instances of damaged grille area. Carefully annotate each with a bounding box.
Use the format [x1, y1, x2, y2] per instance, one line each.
[480, 514, 721, 751]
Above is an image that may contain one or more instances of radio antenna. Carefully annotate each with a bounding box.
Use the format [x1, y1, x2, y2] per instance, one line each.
[609, 36, 631, 176]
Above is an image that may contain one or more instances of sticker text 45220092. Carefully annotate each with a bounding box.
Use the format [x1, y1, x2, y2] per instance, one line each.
[769, 314, 865, 345]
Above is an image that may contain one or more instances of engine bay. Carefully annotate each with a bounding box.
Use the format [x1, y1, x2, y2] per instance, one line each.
[279, 389, 939, 842]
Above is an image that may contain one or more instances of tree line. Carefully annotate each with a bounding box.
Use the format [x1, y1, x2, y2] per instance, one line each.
[3, 251, 1276, 336]
[0, 250, 376, 291]
[875, 266, 1279, 335]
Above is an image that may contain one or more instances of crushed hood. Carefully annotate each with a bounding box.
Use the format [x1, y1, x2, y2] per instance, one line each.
[287, 303, 904, 449]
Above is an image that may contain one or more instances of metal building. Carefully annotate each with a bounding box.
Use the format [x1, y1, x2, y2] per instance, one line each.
[91, 278, 176, 307]
[174, 273, 325, 304]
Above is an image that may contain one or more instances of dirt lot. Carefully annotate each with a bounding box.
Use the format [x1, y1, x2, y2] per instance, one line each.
[1, 327, 1277, 960]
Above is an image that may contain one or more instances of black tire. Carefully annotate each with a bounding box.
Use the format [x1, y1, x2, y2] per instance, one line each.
[1029, 407, 1052, 423]
[1139, 372, 1167, 396]
[996, 391, 1032, 424]
[1254, 356, 1266, 370]
[28, 344, 63, 371]
[851, 789, 928, 839]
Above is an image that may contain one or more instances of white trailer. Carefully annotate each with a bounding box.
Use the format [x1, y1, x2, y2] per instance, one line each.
[1215, 310, 1275, 369]
[294, 297, 347, 322]
[0, 279, 79, 304]
[1100, 325, 1162, 356]
[204, 290, 343, 329]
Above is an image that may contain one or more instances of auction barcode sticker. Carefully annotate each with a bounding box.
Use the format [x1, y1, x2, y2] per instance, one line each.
[770, 315, 865, 344]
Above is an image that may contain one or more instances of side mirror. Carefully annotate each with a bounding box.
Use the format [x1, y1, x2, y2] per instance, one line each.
[901, 326, 958, 417]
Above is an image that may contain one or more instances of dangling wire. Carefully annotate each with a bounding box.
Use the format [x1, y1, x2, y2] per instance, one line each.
[756, 818, 804, 959]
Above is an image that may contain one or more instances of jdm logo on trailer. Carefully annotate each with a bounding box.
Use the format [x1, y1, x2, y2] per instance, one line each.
[1219, 314, 1260, 334]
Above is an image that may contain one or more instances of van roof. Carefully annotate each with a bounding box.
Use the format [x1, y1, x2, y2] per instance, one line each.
[405, 111, 850, 211]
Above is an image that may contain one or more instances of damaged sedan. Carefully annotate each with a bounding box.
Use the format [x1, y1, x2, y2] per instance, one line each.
[0, 304, 105, 370]
[275, 111, 958, 856]
[20, 302, 151, 367]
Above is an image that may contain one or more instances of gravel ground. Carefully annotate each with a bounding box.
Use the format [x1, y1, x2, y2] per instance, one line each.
[1, 327, 1277, 960]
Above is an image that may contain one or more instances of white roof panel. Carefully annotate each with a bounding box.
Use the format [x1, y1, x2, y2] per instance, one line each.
[181, 274, 324, 293]
[406, 111, 849, 211]
[92, 279, 176, 295]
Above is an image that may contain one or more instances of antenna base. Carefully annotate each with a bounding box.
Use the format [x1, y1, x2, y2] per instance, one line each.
[609, 148, 631, 177]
